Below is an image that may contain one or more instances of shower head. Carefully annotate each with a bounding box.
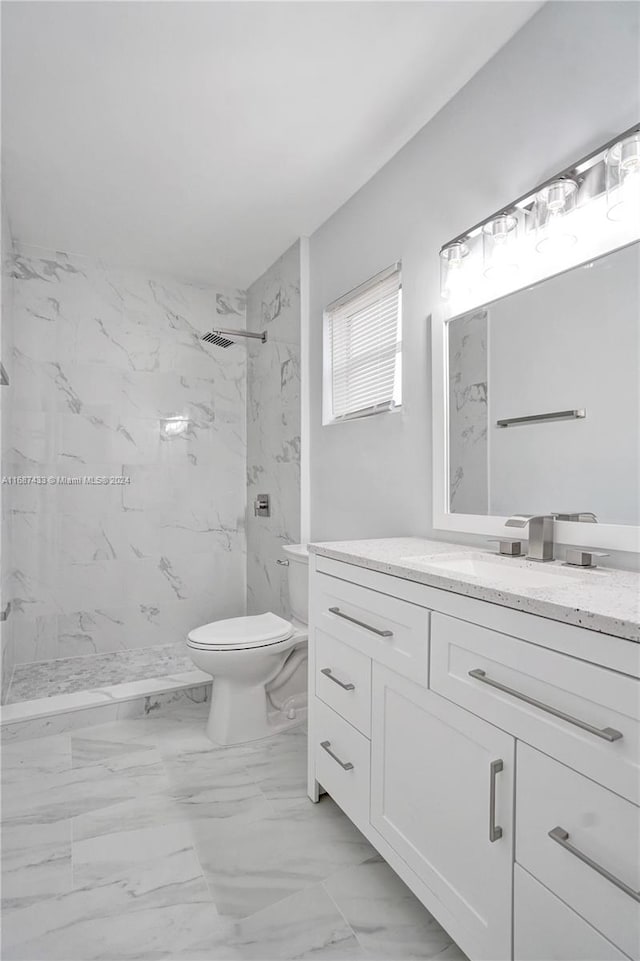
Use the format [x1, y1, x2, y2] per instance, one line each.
[202, 327, 267, 348]
[203, 330, 235, 349]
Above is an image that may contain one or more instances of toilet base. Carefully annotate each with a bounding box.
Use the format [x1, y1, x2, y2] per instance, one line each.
[205, 677, 306, 745]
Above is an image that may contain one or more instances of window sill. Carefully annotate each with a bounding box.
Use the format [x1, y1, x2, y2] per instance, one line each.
[322, 402, 402, 427]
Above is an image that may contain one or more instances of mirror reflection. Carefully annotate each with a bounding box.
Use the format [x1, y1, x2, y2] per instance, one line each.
[447, 242, 640, 525]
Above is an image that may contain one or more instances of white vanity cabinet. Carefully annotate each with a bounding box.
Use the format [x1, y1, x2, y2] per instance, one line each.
[370, 665, 514, 960]
[307, 553, 640, 961]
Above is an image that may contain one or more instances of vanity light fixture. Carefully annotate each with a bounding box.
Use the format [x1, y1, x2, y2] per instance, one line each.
[482, 214, 518, 278]
[438, 122, 640, 306]
[534, 179, 578, 255]
[440, 240, 470, 302]
[606, 132, 640, 223]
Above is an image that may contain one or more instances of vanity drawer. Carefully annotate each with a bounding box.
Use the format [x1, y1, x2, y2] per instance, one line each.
[516, 742, 640, 960]
[514, 864, 628, 961]
[312, 572, 430, 685]
[313, 698, 371, 829]
[430, 612, 639, 803]
[315, 630, 372, 736]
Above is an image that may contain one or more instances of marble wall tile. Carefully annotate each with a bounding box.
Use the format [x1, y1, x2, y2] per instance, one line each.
[245, 241, 301, 347]
[246, 241, 301, 618]
[448, 309, 488, 515]
[5, 245, 248, 675]
[2, 206, 16, 701]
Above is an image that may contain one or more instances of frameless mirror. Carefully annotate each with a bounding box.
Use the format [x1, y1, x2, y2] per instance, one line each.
[447, 241, 640, 525]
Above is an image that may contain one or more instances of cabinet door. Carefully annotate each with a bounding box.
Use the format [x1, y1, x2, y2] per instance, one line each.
[370, 664, 514, 961]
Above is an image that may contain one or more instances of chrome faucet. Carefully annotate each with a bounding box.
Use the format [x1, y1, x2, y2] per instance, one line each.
[505, 514, 555, 562]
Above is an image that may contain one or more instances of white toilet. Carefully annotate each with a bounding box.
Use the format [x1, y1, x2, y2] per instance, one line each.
[186, 543, 309, 745]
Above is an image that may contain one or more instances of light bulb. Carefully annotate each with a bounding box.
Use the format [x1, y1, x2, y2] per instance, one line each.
[440, 241, 470, 302]
[534, 180, 578, 256]
[483, 214, 518, 280]
[606, 134, 640, 224]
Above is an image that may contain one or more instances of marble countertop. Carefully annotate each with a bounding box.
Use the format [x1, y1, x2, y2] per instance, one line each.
[308, 537, 640, 642]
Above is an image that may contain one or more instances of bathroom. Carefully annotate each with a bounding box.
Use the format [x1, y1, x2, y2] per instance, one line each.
[1, 1, 638, 959]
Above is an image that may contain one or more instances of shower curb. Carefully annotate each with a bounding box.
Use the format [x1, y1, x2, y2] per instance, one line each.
[0, 671, 212, 741]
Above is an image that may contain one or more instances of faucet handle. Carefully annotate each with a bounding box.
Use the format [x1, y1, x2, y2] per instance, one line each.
[487, 538, 523, 557]
[564, 549, 609, 569]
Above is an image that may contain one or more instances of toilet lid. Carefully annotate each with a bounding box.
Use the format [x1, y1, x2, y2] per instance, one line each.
[187, 612, 293, 651]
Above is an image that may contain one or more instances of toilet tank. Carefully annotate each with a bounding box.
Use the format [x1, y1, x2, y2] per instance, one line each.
[281, 543, 309, 625]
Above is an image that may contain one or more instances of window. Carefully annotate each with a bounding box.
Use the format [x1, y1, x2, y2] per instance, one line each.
[323, 263, 402, 424]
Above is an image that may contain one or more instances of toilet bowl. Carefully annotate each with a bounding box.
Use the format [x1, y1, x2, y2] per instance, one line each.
[186, 544, 309, 745]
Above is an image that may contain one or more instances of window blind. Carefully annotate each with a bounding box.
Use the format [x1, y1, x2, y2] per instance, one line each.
[327, 266, 402, 421]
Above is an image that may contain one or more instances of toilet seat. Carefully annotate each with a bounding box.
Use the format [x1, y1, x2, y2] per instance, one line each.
[187, 612, 294, 652]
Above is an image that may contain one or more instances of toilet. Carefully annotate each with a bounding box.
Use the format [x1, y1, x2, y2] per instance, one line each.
[186, 543, 309, 745]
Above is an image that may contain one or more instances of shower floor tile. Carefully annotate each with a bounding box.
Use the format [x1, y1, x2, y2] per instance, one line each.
[1, 704, 469, 961]
[6, 645, 195, 704]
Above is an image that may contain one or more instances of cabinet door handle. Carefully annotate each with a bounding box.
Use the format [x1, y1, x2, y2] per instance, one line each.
[468, 669, 623, 743]
[328, 607, 393, 637]
[489, 759, 504, 842]
[320, 740, 354, 771]
[549, 826, 640, 902]
[320, 667, 355, 691]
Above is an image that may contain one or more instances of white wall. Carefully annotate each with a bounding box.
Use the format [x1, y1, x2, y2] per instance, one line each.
[308, 1, 640, 543]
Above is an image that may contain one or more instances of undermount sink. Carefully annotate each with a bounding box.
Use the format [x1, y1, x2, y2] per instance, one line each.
[402, 552, 577, 590]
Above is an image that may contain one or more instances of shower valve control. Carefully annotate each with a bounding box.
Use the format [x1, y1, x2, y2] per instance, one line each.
[254, 494, 271, 517]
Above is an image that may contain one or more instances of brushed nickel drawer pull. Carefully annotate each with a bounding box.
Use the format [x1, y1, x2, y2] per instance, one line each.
[549, 827, 640, 902]
[328, 607, 393, 637]
[468, 669, 623, 742]
[320, 740, 354, 771]
[489, 759, 504, 842]
[320, 667, 355, 691]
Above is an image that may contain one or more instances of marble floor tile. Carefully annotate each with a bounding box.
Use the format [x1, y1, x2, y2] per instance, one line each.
[191, 793, 378, 920]
[6, 643, 194, 703]
[2, 898, 225, 961]
[72, 792, 187, 844]
[72, 820, 199, 886]
[71, 735, 156, 768]
[66, 704, 211, 751]
[1, 732, 72, 783]
[228, 883, 368, 960]
[1, 820, 73, 909]
[324, 857, 469, 960]
[163, 746, 273, 827]
[2, 748, 168, 826]
[239, 724, 309, 810]
[1, 700, 467, 961]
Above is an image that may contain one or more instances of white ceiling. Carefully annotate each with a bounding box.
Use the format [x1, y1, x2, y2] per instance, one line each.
[2, 1, 542, 288]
